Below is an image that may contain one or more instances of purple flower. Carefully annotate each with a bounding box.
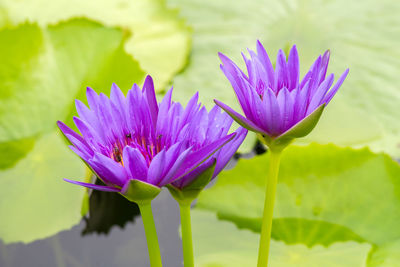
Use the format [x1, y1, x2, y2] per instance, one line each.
[215, 41, 349, 150]
[58, 76, 236, 203]
[170, 103, 247, 191]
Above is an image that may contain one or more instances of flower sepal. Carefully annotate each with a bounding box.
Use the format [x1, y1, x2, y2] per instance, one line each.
[167, 160, 216, 205]
[121, 179, 161, 205]
[259, 104, 326, 152]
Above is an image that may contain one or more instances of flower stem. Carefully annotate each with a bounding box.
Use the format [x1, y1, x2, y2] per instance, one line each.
[257, 150, 282, 267]
[179, 203, 194, 267]
[138, 202, 163, 267]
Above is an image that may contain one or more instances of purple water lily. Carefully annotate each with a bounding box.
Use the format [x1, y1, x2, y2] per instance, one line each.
[57, 75, 236, 201]
[171, 103, 247, 190]
[215, 41, 349, 150]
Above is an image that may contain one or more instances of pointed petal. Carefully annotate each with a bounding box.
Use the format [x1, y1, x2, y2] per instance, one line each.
[142, 75, 159, 126]
[256, 40, 275, 87]
[174, 133, 236, 179]
[64, 179, 120, 192]
[213, 127, 247, 177]
[287, 45, 299, 89]
[214, 100, 268, 135]
[306, 73, 334, 115]
[323, 69, 349, 104]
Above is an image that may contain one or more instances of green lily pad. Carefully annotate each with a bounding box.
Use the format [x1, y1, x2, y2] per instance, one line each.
[192, 210, 371, 267]
[0, 132, 86, 244]
[167, 0, 400, 157]
[0, 0, 191, 90]
[197, 144, 400, 248]
[0, 19, 145, 243]
[368, 240, 400, 267]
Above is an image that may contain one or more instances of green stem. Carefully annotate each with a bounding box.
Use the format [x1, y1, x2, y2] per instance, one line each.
[179, 203, 194, 267]
[138, 202, 163, 267]
[257, 150, 282, 267]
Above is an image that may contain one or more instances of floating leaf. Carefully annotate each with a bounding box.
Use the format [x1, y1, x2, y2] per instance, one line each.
[197, 144, 400, 251]
[0, 19, 145, 243]
[192, 210, 371, 267]
[0, 0, 191, 90]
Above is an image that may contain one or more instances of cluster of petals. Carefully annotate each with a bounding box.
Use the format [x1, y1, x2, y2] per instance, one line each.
[58, 76, 246, 194]
[215, 41, 349, 138]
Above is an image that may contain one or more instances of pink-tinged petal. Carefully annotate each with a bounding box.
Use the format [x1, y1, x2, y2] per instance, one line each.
[142, 75, 159, 127]
[256, 40, 275, 87]
[123, 146, 148, 181]
[293, 80, 311, 122]
[323, 69, 349, 104]
[306, 73, 334, 115]
[263, 88, 282, 135]
[213, 127, 247, 177]
[64, 179, 120, 192]
[88, 153, 128, 187]
[287, 45, 299, 90]
[174, 133, 237, 179]
[277, 88, 295, 132]
[214, 99, 268, 135]
[147, 149, 166, 185]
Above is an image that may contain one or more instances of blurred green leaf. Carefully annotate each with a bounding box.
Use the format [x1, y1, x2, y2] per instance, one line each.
[192, 210, 371, 267]
[167, 0, 400, 157]
[0, 132, 86, 243]
[0, 19, 145, 243]
[368, 240, 400, 267]
[197, 144, 400, 261]
[0, 0, 191, 90]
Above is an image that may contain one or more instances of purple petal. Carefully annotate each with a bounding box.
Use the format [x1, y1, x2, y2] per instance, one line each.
[274, 49, 288, 92]
[213, 127, 247, 177]
[277, 88, 295, 132]
[123, 146, 148, 182]
[142, 75, 159, 127]
[287, 45, 299, 90]
[64, 179, 120, 192]
[256, 40, 275, 88]
[214, 99, 268, 135]
[323, 69, 349, 104]
[147, 149, 166, 185]
[174, 132, 236, 179]
[173, 157, 215, 189]
[306, 73, 334, 115]
[159, 146, 192, 186]
[88, 153, 128, 187]
[262, 88, 282, 135]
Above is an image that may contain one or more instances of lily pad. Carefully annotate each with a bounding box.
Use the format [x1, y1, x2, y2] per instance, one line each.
[168, 0, 400, 157]
[0, 132, 86, 243]
[0, 19, 145, 243]
[197, 144, 400, 248]
[192, 210, 371, 267]
[0, 0, 191, 90]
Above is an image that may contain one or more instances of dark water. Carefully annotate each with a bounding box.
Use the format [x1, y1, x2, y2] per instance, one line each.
[0, 142, 264, 267]
[0, 190, 183, 267]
